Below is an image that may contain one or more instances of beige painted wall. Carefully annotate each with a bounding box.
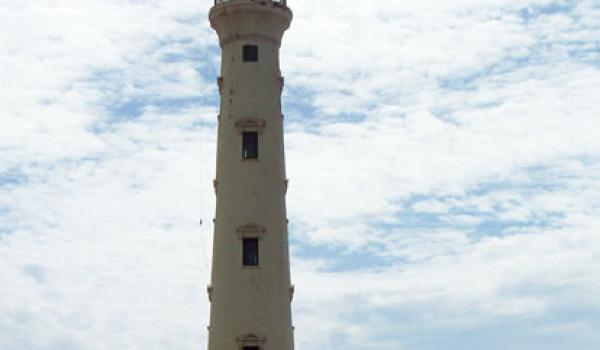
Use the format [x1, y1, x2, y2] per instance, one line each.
[208, 1, 293, 350]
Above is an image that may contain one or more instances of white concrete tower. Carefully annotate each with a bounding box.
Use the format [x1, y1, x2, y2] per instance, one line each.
[207, 1, 293, 350]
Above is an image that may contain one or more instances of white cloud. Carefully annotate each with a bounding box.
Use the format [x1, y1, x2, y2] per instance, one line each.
[1, 0, 600, 349]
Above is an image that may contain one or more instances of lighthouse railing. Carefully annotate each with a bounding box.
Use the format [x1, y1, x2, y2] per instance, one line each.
[214, 0, 287, 5]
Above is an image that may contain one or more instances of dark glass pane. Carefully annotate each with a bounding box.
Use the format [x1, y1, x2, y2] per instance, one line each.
[243, 238, 259, 266]
[242, 131, 258, 159]
[243, 347, 259, 350]
[243, 45, 258, 62]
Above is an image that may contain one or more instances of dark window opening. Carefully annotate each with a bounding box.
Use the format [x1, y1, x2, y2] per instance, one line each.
[243, 238, 259, 266]
[243, 45, 258, 62]
[243, 347, 259, 350]
[242, 131, 258, 159]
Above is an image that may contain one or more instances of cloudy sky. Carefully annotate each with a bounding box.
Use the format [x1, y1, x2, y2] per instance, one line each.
[1, 0, 599, 349]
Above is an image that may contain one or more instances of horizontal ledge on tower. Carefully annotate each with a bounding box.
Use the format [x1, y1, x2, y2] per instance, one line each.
[236, 223, 267, 239]
[207, 285, 213, 302]
[217, 76, 223, 94]
[214, 0, 288, 6]
[235, 118, 266, 134]
[236, 334, 266, 347]
[221, 33, 281, 47]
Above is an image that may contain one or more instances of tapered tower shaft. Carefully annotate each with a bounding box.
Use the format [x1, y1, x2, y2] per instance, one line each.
[208, 1, 293, 350]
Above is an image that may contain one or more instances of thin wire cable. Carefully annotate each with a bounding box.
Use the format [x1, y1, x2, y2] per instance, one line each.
[198, 27, 212, 272]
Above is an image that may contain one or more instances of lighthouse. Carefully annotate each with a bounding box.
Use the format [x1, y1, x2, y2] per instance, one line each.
[207, 1, 294, 350]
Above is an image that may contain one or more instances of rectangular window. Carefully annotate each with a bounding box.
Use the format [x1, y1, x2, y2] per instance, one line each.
[243, 347, 259, 350]
[243, 238, 259, 266]
[242, 131, 258, 159]
[243, 45, 258, 62]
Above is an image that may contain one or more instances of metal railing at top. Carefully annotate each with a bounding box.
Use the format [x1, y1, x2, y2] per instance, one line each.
[214, 0, 287, 5]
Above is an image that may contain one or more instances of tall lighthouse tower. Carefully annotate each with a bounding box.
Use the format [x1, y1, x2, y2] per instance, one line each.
[207, 1, 294, 350]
